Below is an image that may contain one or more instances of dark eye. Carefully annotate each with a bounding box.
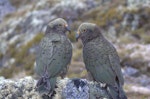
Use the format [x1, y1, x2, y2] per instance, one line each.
[83, 29, 86, 32]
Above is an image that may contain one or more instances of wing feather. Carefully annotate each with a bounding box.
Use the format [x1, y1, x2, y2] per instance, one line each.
[108, 52, 124, 85]
[36, 35, 72, 78]
[83, 41, 117, 86]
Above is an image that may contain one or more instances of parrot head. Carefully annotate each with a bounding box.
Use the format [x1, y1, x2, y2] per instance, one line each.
[76, 23, 101, 44]
[46, 18, 71, 34]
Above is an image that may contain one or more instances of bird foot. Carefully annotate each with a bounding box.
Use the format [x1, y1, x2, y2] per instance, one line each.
[100, 83, 107, 88]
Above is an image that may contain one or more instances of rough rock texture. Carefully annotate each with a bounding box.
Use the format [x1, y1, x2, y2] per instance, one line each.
[117, 43, 150, 75]
[127, 0, 150, 9]
[0, 77, 111, 99]
[61, 78, 109, 99]
[1, 76, 150, 99]
[0, 76, 41, 99]
[0, 0, 15, 21]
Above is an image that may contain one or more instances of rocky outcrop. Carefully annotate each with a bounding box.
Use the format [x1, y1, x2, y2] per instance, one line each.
[0, 77, 110, 99]
[1, 76, 150, 99]
[0, 76, 41, 99]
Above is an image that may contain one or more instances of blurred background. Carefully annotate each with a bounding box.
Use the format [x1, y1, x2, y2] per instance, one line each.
[0, 0, 150, 98]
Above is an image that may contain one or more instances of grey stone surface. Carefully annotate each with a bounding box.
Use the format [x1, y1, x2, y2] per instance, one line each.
[0, 77, 111, 99]
[123, 66, 140, 77]
[0, 76, 41, 99]
[62, 79, 90, 99]
[0, 0, 15, 21]
[127, 0, 150, 9]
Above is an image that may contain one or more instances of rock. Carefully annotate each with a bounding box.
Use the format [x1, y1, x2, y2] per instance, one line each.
[0, 76, 41, 99]
[122, 13, 140, 31]
[123, 66, 140, 77]
[0, 0, 15, 21]
[137, 75, 150, 87]
[130, 85, 150, 95]
[131, 15, 140, 31]
[126, 85, 150, 95]
[0, 76, 5, 80]
[50, 0, 97, 22]
[127, 0, 150, 9]
[117, 43, 150, 75]
[62, 78, 90, 99]
[124, 74, 150, 89]
[0, 77, 111, 99]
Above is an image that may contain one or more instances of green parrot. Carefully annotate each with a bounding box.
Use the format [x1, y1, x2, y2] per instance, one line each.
[76, 23, 127, 99]
[35, 18, 72, 97]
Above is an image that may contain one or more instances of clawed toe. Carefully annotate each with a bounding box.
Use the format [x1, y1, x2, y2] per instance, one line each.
[100, 83, 107, 88]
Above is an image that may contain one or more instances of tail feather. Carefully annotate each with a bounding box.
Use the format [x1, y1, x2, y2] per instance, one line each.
[107, 85, 127, 99]
[36, 77, 57, 97]
[118, 86, 127, 99]
[107, 85, 119, 99]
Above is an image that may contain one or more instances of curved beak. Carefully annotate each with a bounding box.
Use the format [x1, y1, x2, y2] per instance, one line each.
[65, 25, 71, 34]
[76, 31, 80, 41]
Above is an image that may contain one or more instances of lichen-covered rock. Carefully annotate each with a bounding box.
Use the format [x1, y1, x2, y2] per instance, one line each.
[62, 79, 89, 99]
[0, 76, 42, 99]
[1, 76, 150, 98]
[88, 82, 110, 99]
[0, 77, 111, 99]
[61, 78, 110, 99]
[127, 0, 150, 9]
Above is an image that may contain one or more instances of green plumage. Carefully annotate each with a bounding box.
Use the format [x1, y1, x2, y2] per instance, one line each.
[83, 37, 124, 86]
[35, 18, 72, 97]
[77, 23, 127, 99]
[36, 33, 72, 77]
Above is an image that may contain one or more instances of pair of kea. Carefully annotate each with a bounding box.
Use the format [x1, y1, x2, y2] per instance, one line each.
[35, 18, 127, 99]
